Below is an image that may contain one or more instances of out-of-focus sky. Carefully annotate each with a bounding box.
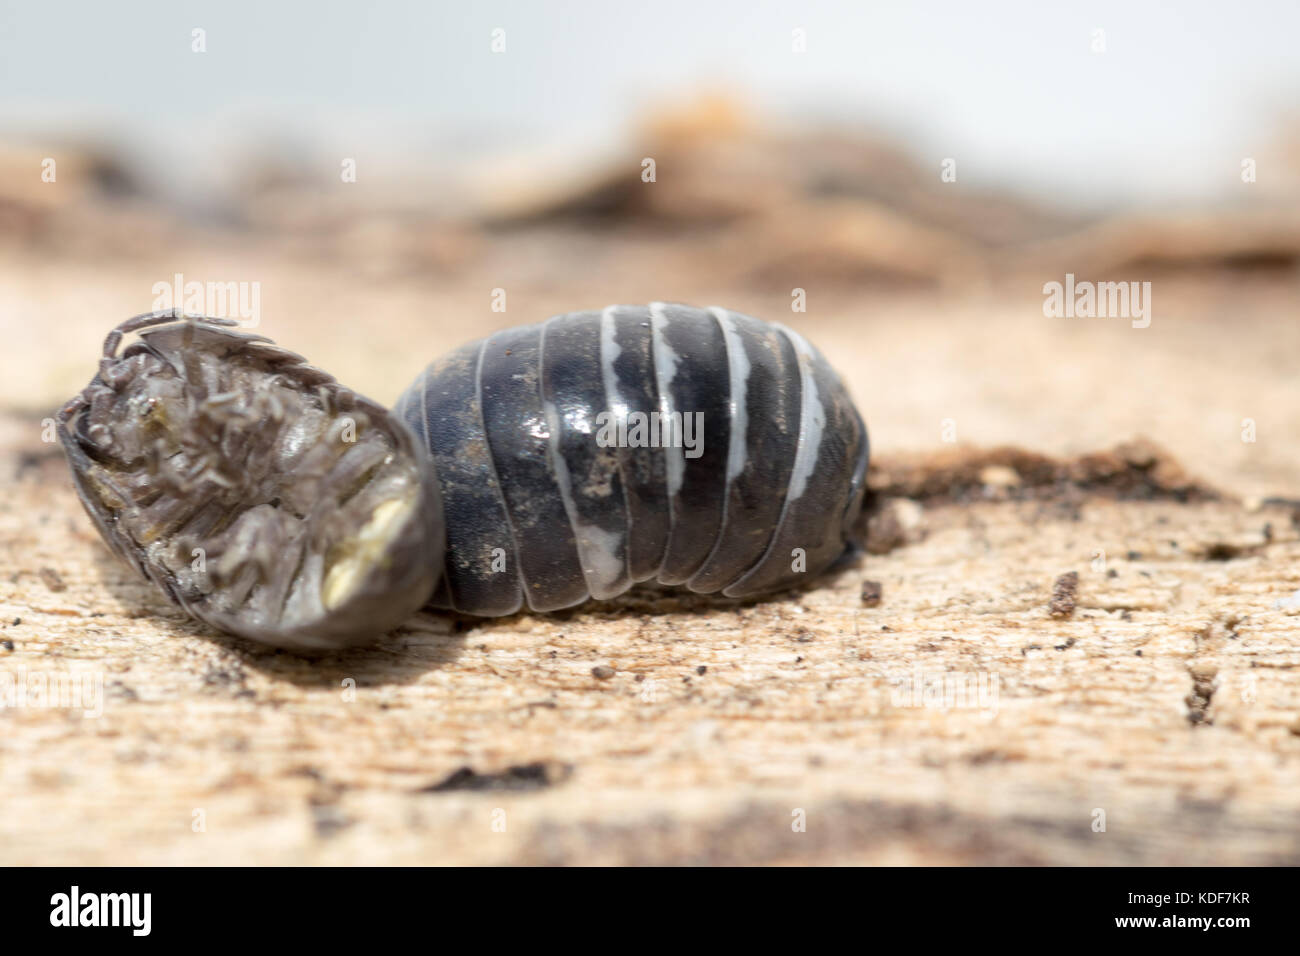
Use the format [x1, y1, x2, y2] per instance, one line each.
[1, 0, 1297, 209]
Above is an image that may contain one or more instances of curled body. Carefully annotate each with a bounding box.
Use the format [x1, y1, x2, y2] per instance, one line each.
[393, 303, 870, 617]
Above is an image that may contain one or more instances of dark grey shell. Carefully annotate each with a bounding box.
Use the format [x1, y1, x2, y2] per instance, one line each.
[394, 303, 869, 616]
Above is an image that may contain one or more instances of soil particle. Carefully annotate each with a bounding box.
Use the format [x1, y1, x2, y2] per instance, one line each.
[860, 579, 883, 607]
[1050, 571, 1079, 619]
[419, 761, 573, 793]
[39, 568, 66, 592]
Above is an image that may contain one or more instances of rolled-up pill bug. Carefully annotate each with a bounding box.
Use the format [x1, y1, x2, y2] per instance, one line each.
[57, 310, 444, 651]
[393, 303, 869, 617]
[59, 303, 868, 650]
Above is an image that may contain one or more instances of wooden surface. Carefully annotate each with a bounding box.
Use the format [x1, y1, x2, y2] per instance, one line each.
[3, 371, 1300, 864]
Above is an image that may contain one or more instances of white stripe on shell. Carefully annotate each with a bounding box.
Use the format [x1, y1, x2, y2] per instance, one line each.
[709, 306, 752, 483]
[774, 323, 825, 502]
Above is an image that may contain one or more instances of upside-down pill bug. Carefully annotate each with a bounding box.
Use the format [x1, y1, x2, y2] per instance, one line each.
[59, 303, 869, 650]
[57, 310, 443, 651]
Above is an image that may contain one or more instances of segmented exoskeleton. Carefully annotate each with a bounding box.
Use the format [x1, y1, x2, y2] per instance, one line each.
[394, 303, 869, 617]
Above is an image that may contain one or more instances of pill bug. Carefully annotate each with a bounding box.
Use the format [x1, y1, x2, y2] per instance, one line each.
[58, 304, 868, 650]
[56, 311, 443, 651]
[394, 303, 869, 616]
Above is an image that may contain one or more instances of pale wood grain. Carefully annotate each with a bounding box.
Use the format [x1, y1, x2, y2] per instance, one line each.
[3, 425, 1299, 865]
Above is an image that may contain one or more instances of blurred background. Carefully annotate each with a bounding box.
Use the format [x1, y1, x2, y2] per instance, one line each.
[2, 0, 1298, 495]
